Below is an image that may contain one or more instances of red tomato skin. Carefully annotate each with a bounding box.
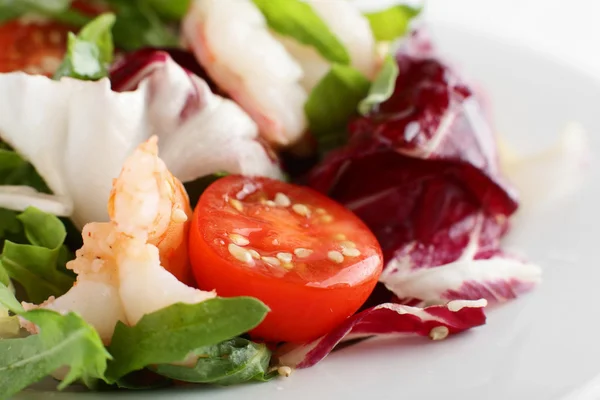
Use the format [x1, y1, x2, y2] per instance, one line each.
[190, 219, 381, 343]
[189, 175, 384, 344]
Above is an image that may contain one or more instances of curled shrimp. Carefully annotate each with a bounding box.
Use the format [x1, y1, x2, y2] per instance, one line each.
[23, 137, 215, 343]
[108, 137, 194, 285]
[182, 0, 308, 147]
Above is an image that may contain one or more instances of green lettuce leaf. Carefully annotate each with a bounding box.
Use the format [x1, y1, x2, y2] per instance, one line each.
[154, 337, 274, 385]
[1, 207, 74, 304]
[252, 0, 350, 64]
[54, 13, 116, 81]
[0, 284, 110, 399]
[364, 5, 422, 42]
[305, 64, 370, 153]
[105, 0, 179, 51]
[358, 55, 399, 115]
[106, 297, 269, 381]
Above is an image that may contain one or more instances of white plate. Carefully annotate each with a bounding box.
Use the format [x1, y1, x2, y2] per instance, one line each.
[16, 23, 600, 400]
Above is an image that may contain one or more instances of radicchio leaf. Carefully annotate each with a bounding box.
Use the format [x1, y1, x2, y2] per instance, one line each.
[307, 30, 539, 305]
[277, 299, 487, 368]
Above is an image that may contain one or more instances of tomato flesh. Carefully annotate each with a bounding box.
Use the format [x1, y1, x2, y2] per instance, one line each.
[189, 175, 383, 343]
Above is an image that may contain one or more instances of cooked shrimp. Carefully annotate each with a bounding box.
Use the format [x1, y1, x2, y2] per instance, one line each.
[277, 0, 379, 91]
[108, 137, 194, 285]
[182, 0, 308, 146]
[23, 138, 215, 343]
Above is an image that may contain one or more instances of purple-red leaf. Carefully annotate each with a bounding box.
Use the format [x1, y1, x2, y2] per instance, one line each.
[277, 299, 487, 368]
[307, 30, 539, 304]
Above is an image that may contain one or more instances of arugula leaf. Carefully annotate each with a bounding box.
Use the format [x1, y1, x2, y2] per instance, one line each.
[358, 55, 399, 115]
[0, 284, 110, 399]
[105, 0, 179, 51]
[364, 5, 422, 42]
[1, 207, 74, 304]
[54, 13, 116, 81]
[154, 337, 273, 385]
[252, 0, 350, 64]
[106, 297, 269, 381]
[305, 64, 370, 153]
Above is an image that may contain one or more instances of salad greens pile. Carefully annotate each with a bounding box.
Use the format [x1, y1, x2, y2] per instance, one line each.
[0, 283, 272, 398]
[0, 0, 422, 396]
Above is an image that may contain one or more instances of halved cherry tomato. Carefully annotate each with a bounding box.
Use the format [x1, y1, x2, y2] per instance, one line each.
[0, 20, 70, 75]
[0, 1, 104, 75]
[189, 175, 383, 343]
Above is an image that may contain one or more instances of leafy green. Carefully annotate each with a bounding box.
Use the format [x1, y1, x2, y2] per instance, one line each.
[252, 0, 350, 64]
[105, 0, 179, 51]
[0, 283, 21, 339]
[0, 0, 179, 51]
[1, 207, 74, 304]
[184, 172, 229, 209]
[0, 147, 50, 193]
[305, 64, 370, 153]
[144, 0, 190, 20]
[0, 264, 8, 286]
[0, 284, 110, 399]
[54, 13, 116, 81]
[0, 0, 91, 26]
[364, 5, 422, 42]
[106, 297, 269, 381]
[358, 55, 399, 115]
[154, 338, 274, 385]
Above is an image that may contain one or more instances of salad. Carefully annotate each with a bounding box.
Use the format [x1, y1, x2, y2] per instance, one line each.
[0, 0, 543, 397]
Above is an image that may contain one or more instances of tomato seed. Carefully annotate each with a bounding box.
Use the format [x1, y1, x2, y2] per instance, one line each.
[229, 199, 243, 212]
[278, 366, 293, 377]
[248, 249, 261, 259]
[228, 244, 253, 264]
[274, 192, 291, 207]
[327, 251, 344, 264]
[320, 215, 333, 223]
[294, 248, 313, 258]
[292, 204, 310, 217]
[334, 233, 346, 240]
[262, 256, 281, 266]
[229, 233, 249, 246]
[342, 247, 361, 257]
[276, 252, 293, 263]
[429, 326, 449, 341]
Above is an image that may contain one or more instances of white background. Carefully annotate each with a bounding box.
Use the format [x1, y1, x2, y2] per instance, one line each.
[424, 0, 600, 81]
[354, 0, 600, 82]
